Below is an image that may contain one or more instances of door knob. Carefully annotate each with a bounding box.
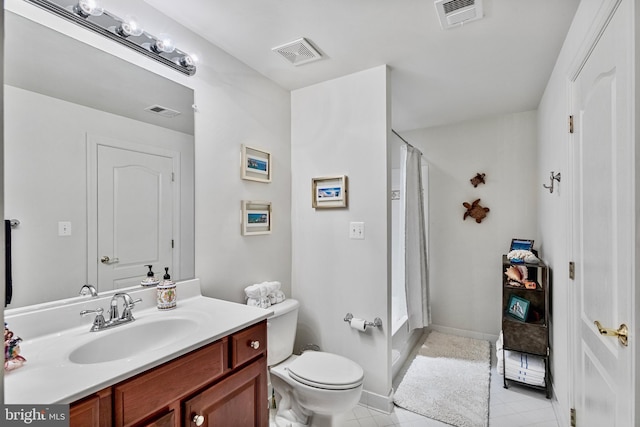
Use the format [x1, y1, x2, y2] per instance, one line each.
[100, 256, 119, 265]
[192, 414, 205, 426]
[594, 320, 628, 346]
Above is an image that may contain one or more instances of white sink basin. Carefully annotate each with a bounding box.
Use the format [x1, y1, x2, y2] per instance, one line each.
[69, 318, 198, 364]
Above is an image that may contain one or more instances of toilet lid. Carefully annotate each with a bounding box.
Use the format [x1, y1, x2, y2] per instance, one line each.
[287, 351, 364, 390]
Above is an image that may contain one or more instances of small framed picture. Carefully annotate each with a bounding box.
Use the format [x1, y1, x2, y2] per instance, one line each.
[312, 175, 348, 209]
[241, 200, 272, 235]
[241, 145, 271, 183]
[507, 295, 530, 322]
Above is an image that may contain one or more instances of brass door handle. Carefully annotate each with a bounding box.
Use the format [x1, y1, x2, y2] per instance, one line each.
[594, 320, 628, 346]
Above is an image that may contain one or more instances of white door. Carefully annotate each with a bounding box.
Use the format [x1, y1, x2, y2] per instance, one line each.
[97, 144, 174, 290]
[571, 1, 634, 425]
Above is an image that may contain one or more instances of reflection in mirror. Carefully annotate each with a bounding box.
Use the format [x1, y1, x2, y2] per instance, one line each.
[4, 12, 195, 309]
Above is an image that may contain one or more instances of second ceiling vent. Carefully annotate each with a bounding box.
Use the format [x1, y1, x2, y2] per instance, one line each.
[434, 0, 484, 29]
[272, 38, 323, 66]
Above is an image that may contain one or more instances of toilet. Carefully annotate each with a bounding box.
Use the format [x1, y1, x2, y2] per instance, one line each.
[267, 299, 364, 427]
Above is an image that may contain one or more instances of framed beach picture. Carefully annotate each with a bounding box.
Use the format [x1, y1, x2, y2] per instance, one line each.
[507, 295, 530, 322]
[241, 200, 272, 235]
[241, 145, 272, 183]
[312, 175, 348, 209]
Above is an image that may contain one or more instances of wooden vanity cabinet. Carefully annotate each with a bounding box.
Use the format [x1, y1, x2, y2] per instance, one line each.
[69, 388, 113, 427]
[69, 321, 268, 427]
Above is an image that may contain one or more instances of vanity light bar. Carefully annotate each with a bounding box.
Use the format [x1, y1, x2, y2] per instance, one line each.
[23, 0, 197, 76]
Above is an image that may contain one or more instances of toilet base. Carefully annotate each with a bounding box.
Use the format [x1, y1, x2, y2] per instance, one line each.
[270, 408, 348, 427]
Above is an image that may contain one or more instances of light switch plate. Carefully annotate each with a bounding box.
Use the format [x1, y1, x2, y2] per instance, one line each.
[58, 221, 72, 236]
[349, 222, 365, 239]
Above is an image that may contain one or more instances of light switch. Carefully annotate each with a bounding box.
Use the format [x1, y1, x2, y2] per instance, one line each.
[349, 222, 365, 240]
[58, 221, 72, 236]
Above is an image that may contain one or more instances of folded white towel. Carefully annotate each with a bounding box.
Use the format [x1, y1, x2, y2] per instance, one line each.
[504, 350, 545, 373]
[246, 296, 271, 309]
[268, 290, 286, 304]
[244, 284, 263, 299]
[505, 366, 545, 381]
[505, 368, 546, 386]
[245, 281, 286, 307]
[265, 281, 281, 293]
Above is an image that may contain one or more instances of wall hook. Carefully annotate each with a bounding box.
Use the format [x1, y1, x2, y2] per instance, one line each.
[543, 171, 561, 193]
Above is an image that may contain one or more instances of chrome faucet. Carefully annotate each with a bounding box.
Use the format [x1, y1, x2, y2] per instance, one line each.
[80, 292, 142, 332]
[109, 292, 142, 322]
[79, 284, 98, 297]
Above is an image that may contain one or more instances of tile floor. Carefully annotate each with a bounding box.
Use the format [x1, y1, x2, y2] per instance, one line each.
[342, 366, 559, 427]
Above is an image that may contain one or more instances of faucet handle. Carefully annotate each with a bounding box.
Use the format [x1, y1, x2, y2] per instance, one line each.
[80, 307, 104, 317]
[80, 307, 106, 331]
[122, 297, 143, 320]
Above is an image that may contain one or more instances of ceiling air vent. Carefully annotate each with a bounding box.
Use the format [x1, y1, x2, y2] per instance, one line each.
[272, 38, 322, 66]
[434, 0, 483, 29]
[144, 105, 181, 118]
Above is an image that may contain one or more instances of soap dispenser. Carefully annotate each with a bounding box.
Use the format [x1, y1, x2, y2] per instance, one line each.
[157, 267, 176, 310]
[141, 265, 159, 287]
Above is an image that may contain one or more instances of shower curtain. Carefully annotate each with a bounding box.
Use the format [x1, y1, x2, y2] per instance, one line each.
[400, 144, 430, 331]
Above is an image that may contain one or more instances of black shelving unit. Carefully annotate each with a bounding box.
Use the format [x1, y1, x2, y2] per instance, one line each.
[501, 255, 551, 398]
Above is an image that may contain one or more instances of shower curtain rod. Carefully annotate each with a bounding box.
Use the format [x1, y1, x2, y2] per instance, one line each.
[392, 129, 421, 153]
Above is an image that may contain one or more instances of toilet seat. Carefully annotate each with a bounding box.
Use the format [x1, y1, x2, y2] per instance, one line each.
[287, 351, 364, 390]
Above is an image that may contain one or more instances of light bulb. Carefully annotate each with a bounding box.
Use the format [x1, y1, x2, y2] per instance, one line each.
[116, 17, 143, 38]
[151, 34, 175, 54]
[73, 0, 103, 18]
[179, 55, 195, 68]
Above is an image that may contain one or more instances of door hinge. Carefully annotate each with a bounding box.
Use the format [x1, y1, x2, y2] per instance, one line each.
[569, 261, 575, 280]
[171, 239, 174, 249]
[569, 115, 574, 133]
[171, 172, 175, 182]
[570, 408, 576, 426]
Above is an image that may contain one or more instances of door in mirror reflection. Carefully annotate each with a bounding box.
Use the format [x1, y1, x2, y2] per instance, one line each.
[94, 138, 176, 290]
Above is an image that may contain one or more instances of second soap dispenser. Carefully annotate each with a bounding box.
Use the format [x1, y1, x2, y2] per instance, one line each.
[156, 267, 176, 310]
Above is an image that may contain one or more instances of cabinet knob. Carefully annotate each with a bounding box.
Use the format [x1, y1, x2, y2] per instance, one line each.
[192, 414, 205, 426]
[250, 340, 260, 350]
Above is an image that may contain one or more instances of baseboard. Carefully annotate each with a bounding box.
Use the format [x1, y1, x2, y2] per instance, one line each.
[428, 324, 500, 343]
[359, 388, 394, 414]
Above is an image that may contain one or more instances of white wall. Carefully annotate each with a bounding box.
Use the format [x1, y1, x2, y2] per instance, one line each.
[4, 0, 292, 306]
[537, 0, 636, 423]
[291, 65, 392, 410]
[402, 111, 538, 337]
[4, 86, 194, 307]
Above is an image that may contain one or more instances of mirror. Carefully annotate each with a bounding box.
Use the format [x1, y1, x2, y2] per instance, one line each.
[4, 12, 195, 309]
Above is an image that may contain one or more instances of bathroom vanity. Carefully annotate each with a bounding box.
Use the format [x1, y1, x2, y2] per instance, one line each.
[4, 279, 270, 426]
[70, 322, 267, 426]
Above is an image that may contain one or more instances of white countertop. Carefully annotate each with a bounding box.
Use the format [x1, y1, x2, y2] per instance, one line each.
[4, 279, 272, 404]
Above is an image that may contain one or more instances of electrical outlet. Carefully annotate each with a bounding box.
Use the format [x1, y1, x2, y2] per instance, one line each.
[58, 221, 72, 236]
[349, 222, 365, 240]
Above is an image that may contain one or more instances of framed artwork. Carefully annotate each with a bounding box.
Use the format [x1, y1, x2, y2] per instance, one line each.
[312, 175, 348, 209]
[241, 200, 272, 235]
[241, 145, 271, 183]
[507, 295, 530, 322]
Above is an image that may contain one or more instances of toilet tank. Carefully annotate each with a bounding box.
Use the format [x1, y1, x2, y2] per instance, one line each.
[267, 299, 299, 366]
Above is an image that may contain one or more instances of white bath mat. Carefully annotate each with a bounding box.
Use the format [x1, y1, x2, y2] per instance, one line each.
[393, 331, 491, 427]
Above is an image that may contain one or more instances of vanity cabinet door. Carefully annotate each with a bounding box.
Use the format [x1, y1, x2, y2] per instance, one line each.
[183, 356, 267, 427]
[69, 388, 112, 427]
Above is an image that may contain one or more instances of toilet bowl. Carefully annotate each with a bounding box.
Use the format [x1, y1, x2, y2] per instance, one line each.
[267, 299, 364, 427]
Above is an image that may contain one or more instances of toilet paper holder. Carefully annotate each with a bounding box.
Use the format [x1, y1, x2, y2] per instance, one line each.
[344, 313, 382, 328]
